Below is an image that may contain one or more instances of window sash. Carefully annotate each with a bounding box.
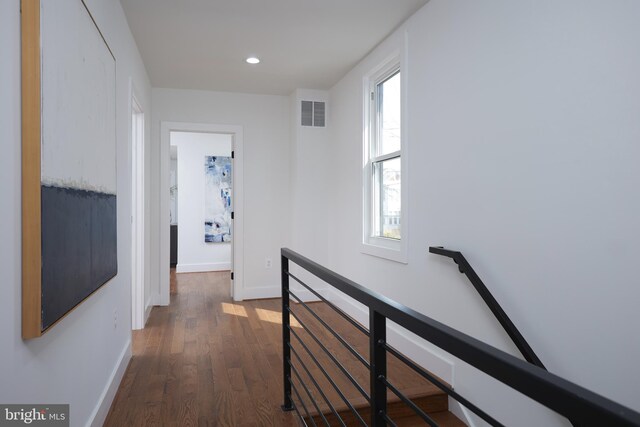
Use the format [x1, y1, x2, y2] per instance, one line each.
[371, 69, 401, 159]
[370, 153, 401, 240]
[371, 150, 401, 164]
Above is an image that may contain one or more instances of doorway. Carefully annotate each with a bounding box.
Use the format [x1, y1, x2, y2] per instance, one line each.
[170, 131, 233, 277]
[160, 122, 244, 304]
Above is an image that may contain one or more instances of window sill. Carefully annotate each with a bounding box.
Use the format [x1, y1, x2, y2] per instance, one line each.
[360, 238, 407, 264]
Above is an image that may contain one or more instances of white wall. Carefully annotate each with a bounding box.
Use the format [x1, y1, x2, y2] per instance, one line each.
[289, 89, 330, 263]
[0, 1, 151, 426]
[287, 89, 331, 300]
[307, 0, 640, 425]
[151, 89, 291, 299]
[172, 131, 232, 272]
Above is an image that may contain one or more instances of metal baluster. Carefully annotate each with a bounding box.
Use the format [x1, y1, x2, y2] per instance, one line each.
[281, 255, 293, 411]
[370, 310, 387, 426]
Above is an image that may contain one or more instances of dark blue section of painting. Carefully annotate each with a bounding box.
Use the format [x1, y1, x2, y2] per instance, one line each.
[41, 185, 117, 330]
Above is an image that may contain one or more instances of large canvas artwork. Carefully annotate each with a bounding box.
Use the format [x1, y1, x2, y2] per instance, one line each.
[204, 156, 232, 243]
[21, 0, 117, 338]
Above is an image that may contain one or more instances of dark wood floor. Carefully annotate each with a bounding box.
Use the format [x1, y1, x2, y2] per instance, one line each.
[104, 270, 456, 426]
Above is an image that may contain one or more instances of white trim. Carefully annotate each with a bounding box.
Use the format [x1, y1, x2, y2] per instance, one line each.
[130, 79, 146, 331]
[151, 293, 159, 307]
[86, 341, 132, 427]
[361, 44, 409, 264]
[449, 401, 477, 427]
[371, 150, 401, 163]
[160, 121, 245, 303]
[360, 240, 405, 263]
[144, 298, 152, 325]
[240, 286, 330, 302]
[176, 262, 232, 273]
[242, 286, 281, 300]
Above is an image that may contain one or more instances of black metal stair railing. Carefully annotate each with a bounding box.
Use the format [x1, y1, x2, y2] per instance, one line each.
[280, 247, 640, 427]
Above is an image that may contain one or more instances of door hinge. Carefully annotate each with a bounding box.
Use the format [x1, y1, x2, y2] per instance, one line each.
[231, 211, 234, 220]
[231, 272, 234, 280]
[370, 91, 374, 101]
[231, 151, 235, 159]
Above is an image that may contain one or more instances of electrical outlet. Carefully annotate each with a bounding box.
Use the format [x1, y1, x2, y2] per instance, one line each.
[113, 309, 118, 329]
[265, 258, 272, 269]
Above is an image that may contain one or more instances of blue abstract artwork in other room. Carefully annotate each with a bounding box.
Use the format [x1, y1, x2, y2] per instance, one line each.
[204, 155, 232, 243]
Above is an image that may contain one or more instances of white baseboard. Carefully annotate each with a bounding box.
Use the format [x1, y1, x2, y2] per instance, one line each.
[326, 288, 454, 384]
[87, 340, 132, 427]
[449, 400, 475, 427]
[144, 298, 152, 324]
[242, 286, 280, 300]
[240, 285, 329, 302]
[176, 262, 231, 273]
[152, 290, 169, 307]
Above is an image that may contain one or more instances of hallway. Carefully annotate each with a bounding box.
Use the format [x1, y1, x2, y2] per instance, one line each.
[105, 267, 466, 426]
[105, 271, 298, 426]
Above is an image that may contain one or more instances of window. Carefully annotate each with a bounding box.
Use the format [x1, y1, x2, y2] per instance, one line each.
[372, 70, 401, 239]
[362, 56, 407, 263]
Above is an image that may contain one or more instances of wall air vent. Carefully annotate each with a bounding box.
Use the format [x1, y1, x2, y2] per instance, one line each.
[301, 101, 326, 127]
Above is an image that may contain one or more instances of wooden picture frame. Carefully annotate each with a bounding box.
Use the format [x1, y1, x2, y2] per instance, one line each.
[21, 0, 118, 339]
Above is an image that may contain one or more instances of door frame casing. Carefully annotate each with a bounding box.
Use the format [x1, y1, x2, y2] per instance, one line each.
[160, 121, 244, 302]
[130, 81, 147, 330]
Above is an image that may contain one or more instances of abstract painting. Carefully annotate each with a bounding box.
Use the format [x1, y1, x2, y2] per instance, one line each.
[21, 0, 117, 338]
[204, 156, 232, 243]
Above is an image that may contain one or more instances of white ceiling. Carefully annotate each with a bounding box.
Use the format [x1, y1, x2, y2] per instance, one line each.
[119, 0, 428, 95]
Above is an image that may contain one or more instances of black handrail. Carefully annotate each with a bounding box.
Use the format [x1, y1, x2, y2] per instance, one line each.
[281, 247, 640, 427]
[429, 246, 545, 369]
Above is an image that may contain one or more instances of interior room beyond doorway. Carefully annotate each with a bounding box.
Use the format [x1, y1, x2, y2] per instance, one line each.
[170, 131, 233, 277]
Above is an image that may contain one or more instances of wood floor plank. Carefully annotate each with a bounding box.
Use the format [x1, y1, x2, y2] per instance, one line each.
[176, 398, 198, 427]
[171, 317, 186, 354]
[165, 353, 182, 397]
[142, 401, 162, 427]
[214, 390, 236, 427]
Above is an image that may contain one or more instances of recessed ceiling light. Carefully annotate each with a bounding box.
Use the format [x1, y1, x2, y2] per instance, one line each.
[246, 57, 260, 64]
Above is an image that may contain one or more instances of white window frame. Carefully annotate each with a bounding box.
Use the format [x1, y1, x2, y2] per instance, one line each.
[361, 52, 408, 264]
